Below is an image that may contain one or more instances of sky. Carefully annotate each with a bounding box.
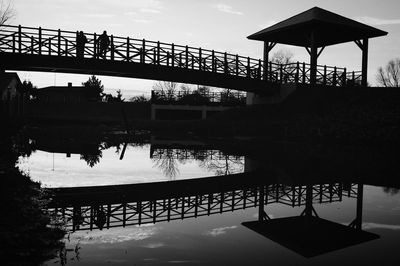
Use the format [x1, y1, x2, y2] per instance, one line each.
[7, 0, 400, 97]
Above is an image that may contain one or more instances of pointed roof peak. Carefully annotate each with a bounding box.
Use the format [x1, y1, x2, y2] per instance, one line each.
[248, 7, 387, 47]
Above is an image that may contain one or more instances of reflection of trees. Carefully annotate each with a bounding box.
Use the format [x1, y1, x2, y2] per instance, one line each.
[152, 149, 180, 179]
[198, 151, 244, 176]
[80, 150, 103, 167]
[383, 187, 400, 195]
[79, 142, 104, 168]
[151, 148, 244, 177]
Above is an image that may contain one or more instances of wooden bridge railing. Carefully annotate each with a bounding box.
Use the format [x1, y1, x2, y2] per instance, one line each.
[0, 25, 362, 86]
[48, 183, 357, 231]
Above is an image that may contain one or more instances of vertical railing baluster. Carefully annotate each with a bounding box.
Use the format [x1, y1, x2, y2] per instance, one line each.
[352, 71, 355, 84]
[38, 27, 42, 55]
[48, 38, 51, 55]
[199, 47, 202, 70]
[295, 61, 299, 83]
[157, 41, 160, 65]
[236, 55, 239, 76]
[258, 59, 262, 79]
[18, 25, 22, 54]
[93, 33, 97, 58]
[12, 34, 15, 53]
[185, 45, 188, 68]
[302, 62, 306, 84]
[179, 53, 182, 67]
[224, 52, 228, 74]
[58, 29, 61, 56]
[30, 36, 33, 54]
[269, 62, 272, 81]
[323, 65, 327, 85]
[141, 39, 145, 63]
[111, 35, 114, 60]
[153, 49, 156, 64]
[247, 57, 250, 77]
[65, 39, 68, 56]
[167, 52, 170, 66]
[212, 50, 215, 72]
[343, 67, 347, 86]
[280, 64, 283, 83]
[171, 43, 175, 67]
[333, 66, 337, 86]
[126, 37, 130, 62]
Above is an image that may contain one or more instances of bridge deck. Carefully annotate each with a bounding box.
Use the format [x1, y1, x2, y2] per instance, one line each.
[0, 25, 362, 92]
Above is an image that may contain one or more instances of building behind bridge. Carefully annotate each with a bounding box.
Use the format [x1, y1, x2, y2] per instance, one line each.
[37, 82, 87, 103]
[0, 72, 25, 118]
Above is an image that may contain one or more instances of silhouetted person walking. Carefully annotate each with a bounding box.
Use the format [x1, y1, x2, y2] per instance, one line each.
[76, 31, 87, 58]
[97, 31, 110, 59]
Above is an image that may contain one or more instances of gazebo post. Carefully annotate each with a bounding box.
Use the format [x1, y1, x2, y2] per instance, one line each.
[310, 31, 318, 85]
[263, 41, 276, 81]
[263, 41, 269, 81]
[361, 38, 369, 87]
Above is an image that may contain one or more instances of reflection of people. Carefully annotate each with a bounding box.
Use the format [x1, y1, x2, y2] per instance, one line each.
[76, 31, 87, 58]
[94, 206, 106, 230]
[97, 31, 110, 58]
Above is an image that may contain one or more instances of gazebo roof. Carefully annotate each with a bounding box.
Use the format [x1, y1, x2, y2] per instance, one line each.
[248, 7, 388, 47]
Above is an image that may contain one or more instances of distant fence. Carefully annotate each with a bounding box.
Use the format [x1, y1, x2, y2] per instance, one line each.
[0, 25, 362, 86]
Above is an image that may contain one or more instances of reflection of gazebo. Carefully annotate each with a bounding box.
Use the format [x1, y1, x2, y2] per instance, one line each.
[242, 184, 379, 258]
[248, 7, 387, 87]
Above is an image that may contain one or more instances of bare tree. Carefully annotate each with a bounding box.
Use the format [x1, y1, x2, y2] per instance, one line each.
[377, 58, 400, 87]
[152, 81, 179, 101]
[0, 0, 15, 26]
[271, 49, 294, 65]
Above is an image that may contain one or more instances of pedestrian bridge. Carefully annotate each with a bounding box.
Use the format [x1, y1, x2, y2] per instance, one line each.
[0, 25, 361, 93]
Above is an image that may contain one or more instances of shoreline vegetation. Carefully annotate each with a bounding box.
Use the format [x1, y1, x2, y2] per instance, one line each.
[0, 125, 66, 264]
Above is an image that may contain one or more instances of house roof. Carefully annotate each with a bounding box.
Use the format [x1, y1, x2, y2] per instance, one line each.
[247, 7, 388, 47]
[0, 72, 21, 90]
[38, 86, 85, 93]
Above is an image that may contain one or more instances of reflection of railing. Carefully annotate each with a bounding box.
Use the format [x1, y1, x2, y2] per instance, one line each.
[0, 25, 361, 86]
[48, 183, 357, 231]
[151, 90, 246, 106]
[150, 148, 243, 161]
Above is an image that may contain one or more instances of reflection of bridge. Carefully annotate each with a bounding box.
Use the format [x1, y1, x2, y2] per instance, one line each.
[47, 172, 358, 231]
[0, 25, 361, 92]
[150, 147, 243, 161]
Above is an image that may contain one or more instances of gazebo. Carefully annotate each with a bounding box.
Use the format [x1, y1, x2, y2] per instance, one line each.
[247, 7, 387, 87]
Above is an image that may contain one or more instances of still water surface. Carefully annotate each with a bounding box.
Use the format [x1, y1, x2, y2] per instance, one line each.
[14, 137, 400, 265]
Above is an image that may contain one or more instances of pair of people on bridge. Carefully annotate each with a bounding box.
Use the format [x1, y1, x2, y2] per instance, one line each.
[76, 30, 110, 59]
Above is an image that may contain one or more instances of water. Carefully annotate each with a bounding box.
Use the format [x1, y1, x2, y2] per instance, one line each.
[3, 127, 400, 265]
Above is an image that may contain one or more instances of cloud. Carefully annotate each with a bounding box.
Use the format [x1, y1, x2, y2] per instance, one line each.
[143, 242, 165, 248]
[80, 13, 115, 19]
[205, 226, 237, 236]
[355, 16, 400, 26]
[72, 226, 159, 244]
[140, 8, 161, 14]
[132, 19, 152, 24]
[363, 222, 400, 230]
[213, 4, 243, 15]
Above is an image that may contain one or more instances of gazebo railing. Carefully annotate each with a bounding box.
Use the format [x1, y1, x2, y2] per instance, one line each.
[0, 25, 362, 87]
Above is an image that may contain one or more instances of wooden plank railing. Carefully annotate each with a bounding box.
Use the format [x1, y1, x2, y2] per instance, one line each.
[0, 25, 362, 87]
